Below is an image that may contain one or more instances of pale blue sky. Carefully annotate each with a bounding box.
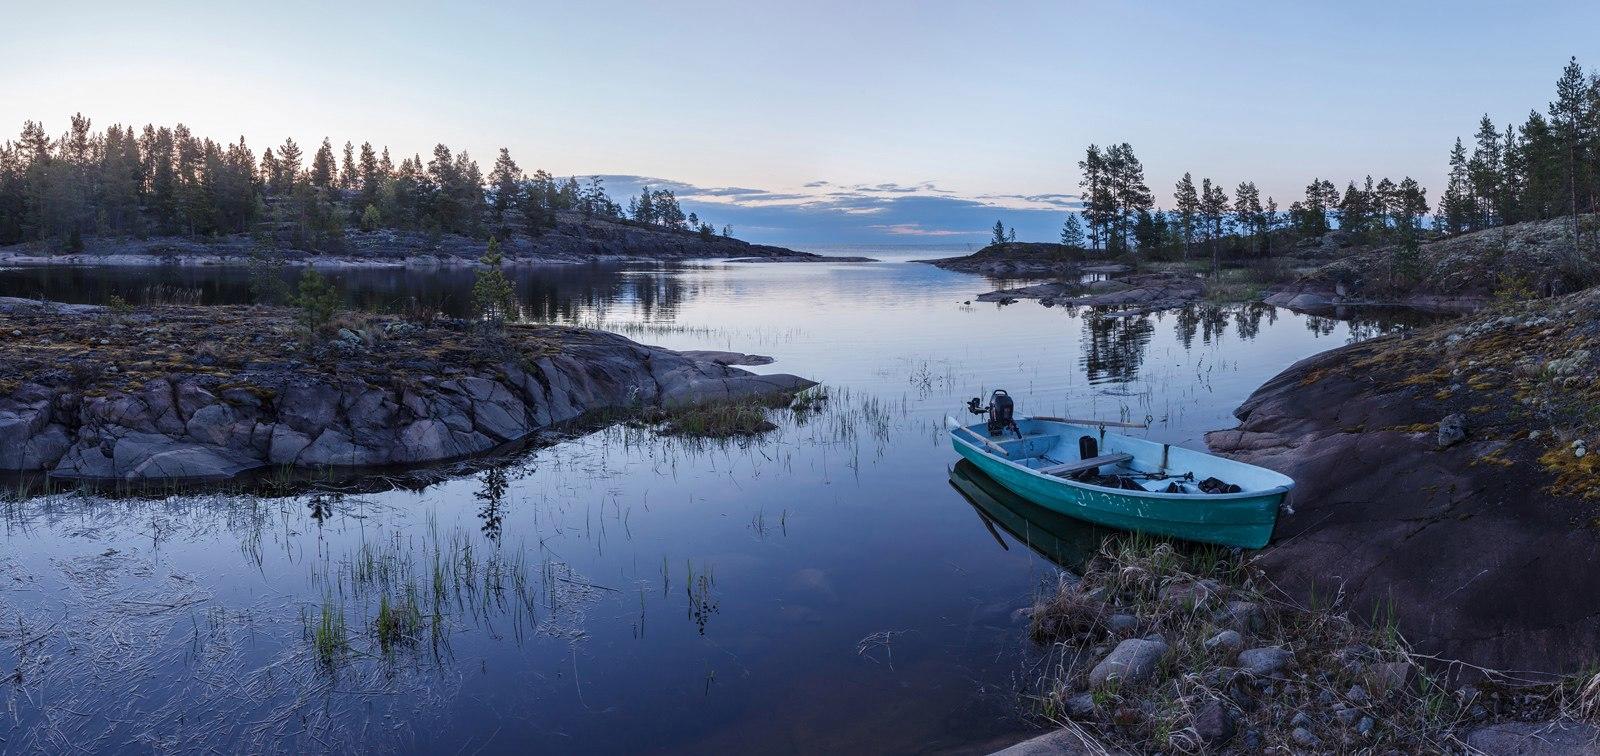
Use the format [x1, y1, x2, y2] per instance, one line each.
[5, 1, 1597, 243]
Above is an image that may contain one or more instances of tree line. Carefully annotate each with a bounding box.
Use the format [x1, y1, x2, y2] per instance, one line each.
[0, 116, 733, 250]
[1025, 57, 1600, 264]
[1435, 56, 1600, 250]
[1048, 142, 1427, 270]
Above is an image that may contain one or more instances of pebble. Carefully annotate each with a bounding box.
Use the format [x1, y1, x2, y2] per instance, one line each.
[1347, 684, 1370, 703]
[1291, 726, 1320, 747]
[1204, 629, 1243, 657]
[1358, 716, 1375, 735]
[1238, 646, 1293, 676]
[10, 329, 20, 336]
[1192, 701, 1236, 747]
[1334, 707, 1361, 726]
[1064, 693, 1096, 720]
[1105, 613, 1138, 635]
[1291, 711, 1312, 728]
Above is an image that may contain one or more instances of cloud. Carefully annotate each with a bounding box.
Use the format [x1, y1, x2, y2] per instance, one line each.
[594, 174, 1075, 245]
[869, 223, 974, 237]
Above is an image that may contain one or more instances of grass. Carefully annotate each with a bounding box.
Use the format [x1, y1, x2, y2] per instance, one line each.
[310, 599, 349, 667]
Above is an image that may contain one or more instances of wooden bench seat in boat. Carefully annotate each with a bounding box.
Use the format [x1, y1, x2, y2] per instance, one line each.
[1037, 453, 1134, 477]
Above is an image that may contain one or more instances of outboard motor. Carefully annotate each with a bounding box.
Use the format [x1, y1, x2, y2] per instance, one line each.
[966, 389, 1022, 439]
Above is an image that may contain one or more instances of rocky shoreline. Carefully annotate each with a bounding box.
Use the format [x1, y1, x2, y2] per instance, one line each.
[976, 272, 1206, 312]
[0, 301, 814, 484]
[1207, 287, 1599, 674]
[915, 241, 1111, 278]
[1263, 281, 1489, 315]
[0, 212, 863, 268]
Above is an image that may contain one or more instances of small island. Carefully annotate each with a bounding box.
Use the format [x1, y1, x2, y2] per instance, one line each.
[0, 297, 813, 484]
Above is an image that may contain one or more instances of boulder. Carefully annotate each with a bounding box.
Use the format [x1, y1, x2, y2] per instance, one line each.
[1088, 637, 1169, 688]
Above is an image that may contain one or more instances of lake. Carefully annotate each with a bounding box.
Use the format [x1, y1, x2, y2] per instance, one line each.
[0, 248, 1428, 753]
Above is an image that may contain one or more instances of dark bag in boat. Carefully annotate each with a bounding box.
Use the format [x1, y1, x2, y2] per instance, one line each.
[1198, 476, 1242, 494]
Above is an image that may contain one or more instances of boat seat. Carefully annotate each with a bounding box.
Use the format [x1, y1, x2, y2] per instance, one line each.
[1038, 453, 1134, 477]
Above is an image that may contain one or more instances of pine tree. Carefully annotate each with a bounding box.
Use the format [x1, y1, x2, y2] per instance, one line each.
[1550, 56, 1590, 253]
[472, 236, 517, 323]
[1439, 137, 1472, 234]
[1078, 145, 1111, 250]
[1198, 179, 1228, 273]
[1468, 115, 1502, 229]
[276, 138, 302, 194]
[487, 148, 523, 226]
[340, 141, 356, 191]
[1233, 181, 1265, 255]
[310, 138, 336, 190]
[1059, 213, 1085, 249]
[1173, 172, 1199, 259]
[991, 220, 1007, 246]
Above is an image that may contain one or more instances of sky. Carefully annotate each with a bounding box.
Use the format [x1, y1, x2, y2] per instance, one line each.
[4, 0, 1598, 245]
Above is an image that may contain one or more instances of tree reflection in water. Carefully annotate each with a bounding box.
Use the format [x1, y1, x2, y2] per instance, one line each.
[1081, 311, 1155, 384]
[475, 465, 510, 543]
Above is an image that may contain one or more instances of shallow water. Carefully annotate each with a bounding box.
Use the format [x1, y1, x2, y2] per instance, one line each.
[0, 250, 1431, 753]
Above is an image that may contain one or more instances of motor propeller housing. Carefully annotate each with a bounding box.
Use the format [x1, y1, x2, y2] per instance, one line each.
[965, 389, 1020, 438]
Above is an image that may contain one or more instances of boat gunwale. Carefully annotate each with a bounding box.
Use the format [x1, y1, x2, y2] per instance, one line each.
[949, 417, 1294, 503]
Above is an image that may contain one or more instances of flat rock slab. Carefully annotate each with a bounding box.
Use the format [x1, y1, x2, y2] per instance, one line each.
[1465, 721, 1600, 755]
[1206, 287, 1600, 672]
[678, 350, 776, 366]
[989, 727, 1108, 755]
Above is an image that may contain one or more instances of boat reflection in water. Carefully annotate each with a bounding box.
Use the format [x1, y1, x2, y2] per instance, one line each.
[948, 459, 1114, 573]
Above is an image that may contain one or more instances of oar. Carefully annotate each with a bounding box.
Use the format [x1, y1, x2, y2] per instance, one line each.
[946, 417, 1010, 456]
[1030, 416, 1147, 429]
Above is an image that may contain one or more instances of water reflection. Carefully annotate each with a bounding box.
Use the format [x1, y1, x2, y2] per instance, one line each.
[948, 459, 1110, 572]
[1080, 311, 1155, 384]
[475, 465, 510, 542]
[0, 263, 700, 321]
[0, 257, 1456, 752]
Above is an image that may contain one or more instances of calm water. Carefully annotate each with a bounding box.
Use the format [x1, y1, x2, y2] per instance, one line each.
[0, 250, 1425, 753]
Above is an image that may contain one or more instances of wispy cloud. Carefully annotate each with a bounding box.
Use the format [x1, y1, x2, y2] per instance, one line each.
[596, 174, 1076, 245]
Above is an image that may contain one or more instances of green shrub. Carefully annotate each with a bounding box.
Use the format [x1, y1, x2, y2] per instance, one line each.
[472, 237, 517, 323]
[294, 268, 342, 332]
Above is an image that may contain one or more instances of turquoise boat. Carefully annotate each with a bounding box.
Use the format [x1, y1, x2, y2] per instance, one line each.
[947, 415, 1292, 549]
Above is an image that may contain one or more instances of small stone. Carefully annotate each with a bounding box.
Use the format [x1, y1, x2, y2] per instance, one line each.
[1238, 646, 1293, 676]
[1088, 637, 1170, 688]
[1105, 613, 1138, 635]
[1437, 413, 1466, 448]
[1204, 629, 1244, 657]
[1291, 727, 1319, 747]
[1158, 578, 1223, 608]
[1334, 707, 1361, 726]
[1064, 693, 1096, 720]
[1357, 716, 1375, 735]
[1291, 711, 1312, 728]
[1221, 600, 1265, 633]
[1369, 661, 1413, 695]
[1192, 701, 1236, 747]
[1347, 684, 1370, 703]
